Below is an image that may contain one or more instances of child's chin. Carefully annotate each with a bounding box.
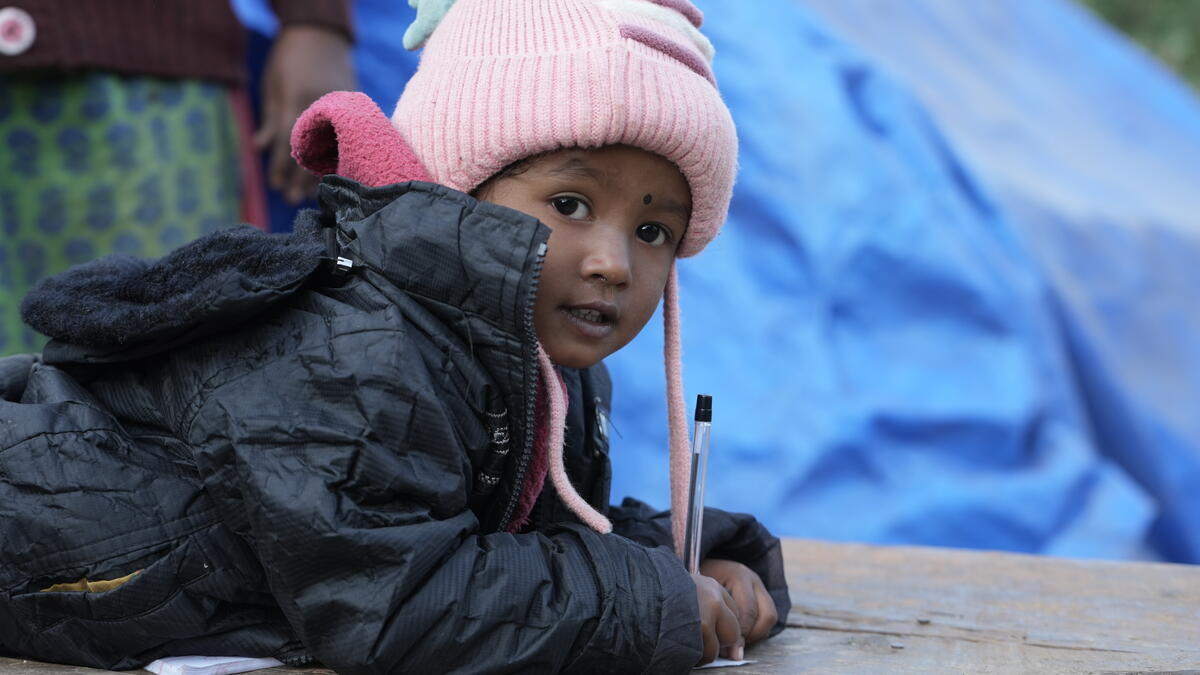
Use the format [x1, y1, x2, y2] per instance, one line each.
[544, 343, 606, 370]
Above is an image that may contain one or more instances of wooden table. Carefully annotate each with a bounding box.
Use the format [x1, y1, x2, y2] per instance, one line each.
[4, 539, 1198, 673]
[743, 539, 1200, 673]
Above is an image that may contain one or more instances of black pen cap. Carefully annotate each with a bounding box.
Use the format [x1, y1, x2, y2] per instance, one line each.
[694, 394, 712, 422]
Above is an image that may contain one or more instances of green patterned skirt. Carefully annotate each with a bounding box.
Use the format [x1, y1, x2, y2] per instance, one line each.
[0, 73, 243, 355]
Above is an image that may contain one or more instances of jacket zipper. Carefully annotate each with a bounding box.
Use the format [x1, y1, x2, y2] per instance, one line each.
[497, 239, 547, 531]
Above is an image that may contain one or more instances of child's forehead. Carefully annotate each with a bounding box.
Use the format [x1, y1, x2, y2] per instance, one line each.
[526, 146, 681, 179]
[542, 154, 613, 181]
[532, 146, 621, 166]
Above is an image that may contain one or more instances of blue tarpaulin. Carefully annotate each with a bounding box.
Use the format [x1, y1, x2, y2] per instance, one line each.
[235, 0, 1200, 562]
[792, 0, 1200, 563]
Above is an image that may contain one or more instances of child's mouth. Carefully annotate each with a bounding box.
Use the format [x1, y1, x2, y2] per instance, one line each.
[560, 304, 617, 339]
[567, 307, 608, 323]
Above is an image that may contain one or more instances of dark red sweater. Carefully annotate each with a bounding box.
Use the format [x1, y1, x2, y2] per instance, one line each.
[0, 0, 353, 86]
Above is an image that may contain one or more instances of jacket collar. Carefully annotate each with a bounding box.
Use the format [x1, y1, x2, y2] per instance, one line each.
[322, 177, 551, 532]
[320, 176, 550, 337]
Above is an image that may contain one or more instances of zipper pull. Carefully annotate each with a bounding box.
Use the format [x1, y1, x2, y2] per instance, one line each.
[471, 395, 511, 504]
[324, 221, 359, 278]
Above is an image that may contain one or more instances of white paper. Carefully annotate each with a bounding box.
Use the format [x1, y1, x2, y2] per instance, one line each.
[143, 655, 284, 675]
[695, 657, 757, 669]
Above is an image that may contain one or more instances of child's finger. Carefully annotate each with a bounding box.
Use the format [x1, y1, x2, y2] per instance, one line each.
[698, 619, 720, 665]
[694, 574, 741, 665]
[715, 584, 742, 649]
[724, 573, 759, 641]
[746, 573, 779, 644]
[720, 637, 745, 661]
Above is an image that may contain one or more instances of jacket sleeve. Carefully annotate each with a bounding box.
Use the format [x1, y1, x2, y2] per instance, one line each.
[185, 346, 700, 674]
[0, 354, 35, 401]
[609, 498, 791, 638]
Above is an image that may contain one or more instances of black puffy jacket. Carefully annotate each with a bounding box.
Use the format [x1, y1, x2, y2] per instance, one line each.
[0, 178, 789, 673]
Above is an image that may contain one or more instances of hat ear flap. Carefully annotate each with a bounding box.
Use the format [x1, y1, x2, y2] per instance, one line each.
[403, 0, 459, 50]
[291, 91, 432, 187]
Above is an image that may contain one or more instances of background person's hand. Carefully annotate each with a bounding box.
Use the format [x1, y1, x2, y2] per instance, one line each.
[254, 24, 356, 204]
[692, 572, 741, 665]
[699, 558, 778, 648]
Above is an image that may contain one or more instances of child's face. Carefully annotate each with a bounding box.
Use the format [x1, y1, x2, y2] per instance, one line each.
[477, 145, 690, 368]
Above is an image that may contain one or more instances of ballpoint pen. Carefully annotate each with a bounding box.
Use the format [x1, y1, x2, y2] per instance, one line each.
[684, 395, 747, 660]
[684, 394, 712, 576]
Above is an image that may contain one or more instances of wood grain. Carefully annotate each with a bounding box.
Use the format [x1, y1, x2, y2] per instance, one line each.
[780, 538, 1200, 673]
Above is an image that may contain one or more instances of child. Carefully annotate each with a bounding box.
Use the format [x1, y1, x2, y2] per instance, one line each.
[0, 0, 789, 672]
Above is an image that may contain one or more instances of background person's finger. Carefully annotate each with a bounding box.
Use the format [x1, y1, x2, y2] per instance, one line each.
[254, 86, 279, 152]
[252, 121, 274, 152]
[268, 134, 293, 193]
[285, 165, 318, 204]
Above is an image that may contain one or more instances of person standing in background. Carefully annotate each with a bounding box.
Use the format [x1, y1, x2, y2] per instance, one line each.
[0, 0, 355, 355]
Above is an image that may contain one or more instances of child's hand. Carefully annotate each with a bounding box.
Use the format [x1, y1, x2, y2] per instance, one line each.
[691, 572, 742, 665]
[699, 559, 779, 649]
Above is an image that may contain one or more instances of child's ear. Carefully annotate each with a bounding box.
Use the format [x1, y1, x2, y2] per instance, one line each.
[290, 91, 432, 187]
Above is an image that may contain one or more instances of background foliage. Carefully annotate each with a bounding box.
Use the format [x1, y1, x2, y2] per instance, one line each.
[1081, 0, 1200, 90]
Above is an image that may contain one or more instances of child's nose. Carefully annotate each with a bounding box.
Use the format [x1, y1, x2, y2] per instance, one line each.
[580, 232, 632, 287]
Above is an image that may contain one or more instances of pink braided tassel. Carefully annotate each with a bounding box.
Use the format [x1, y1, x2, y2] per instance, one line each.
[538, 346, 613, 534]
[662, 263, 691, 558]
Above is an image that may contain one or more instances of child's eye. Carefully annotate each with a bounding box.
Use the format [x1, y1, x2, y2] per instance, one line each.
[636, 223, 672, 247]
[551, 196, 591, 220]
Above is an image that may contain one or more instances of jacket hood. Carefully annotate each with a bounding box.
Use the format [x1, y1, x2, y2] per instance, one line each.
[22, 219, 326, 363]
[22, 177, 549, 365]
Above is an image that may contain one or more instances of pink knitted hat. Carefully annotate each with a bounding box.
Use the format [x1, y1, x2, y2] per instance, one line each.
[392, 0, 736, 259]
[291, 0, 736, 558]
